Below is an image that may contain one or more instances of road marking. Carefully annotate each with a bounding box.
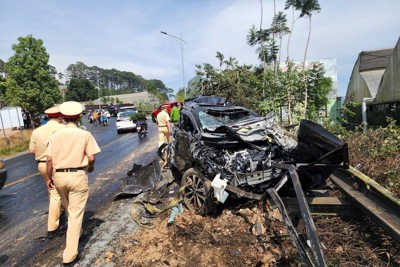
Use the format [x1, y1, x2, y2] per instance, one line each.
[101, 132, 131, 149]
[3, 172, 39, 189]
[3, 133, 132, 189]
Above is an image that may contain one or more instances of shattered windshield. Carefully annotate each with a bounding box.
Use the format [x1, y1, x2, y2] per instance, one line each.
[198, 109, 260, 130]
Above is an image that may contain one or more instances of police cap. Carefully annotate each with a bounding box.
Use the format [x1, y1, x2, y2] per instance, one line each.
[60, 101, 83, 119]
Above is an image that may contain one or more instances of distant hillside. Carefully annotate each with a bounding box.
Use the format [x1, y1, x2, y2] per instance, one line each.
[64, 62, 172, 99]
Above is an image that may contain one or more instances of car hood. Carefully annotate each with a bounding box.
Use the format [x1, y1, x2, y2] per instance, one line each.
[200, 117, 297, 152]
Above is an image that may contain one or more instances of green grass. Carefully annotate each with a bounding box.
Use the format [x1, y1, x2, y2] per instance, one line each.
[0, 129, 31, 158]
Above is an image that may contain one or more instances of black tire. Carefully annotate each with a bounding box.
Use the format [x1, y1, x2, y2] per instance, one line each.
[117, 130, 121, 134]
[157, 143, 168, 161]
[138, 130, 146, 139]
[181, 168, 216, 215]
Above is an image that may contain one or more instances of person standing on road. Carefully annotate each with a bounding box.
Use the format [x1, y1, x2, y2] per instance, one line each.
[169, 102, 181, 125]
[92, 110, 99, 126]
[23, 111, 30, 129]
[29, 106, 66, 237]
[156, 105, 172, 147]
[46, 101, 101, 267]
[101, 112, 108, 126]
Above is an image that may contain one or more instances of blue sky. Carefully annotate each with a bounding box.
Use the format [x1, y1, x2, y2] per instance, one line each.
[1, 0, 399, 97]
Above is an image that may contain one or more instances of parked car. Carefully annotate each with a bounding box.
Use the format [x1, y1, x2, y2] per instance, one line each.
[116, 110, 137, 134]
[164, 96, 349, 215]
[0, 159, 8, 190]
[108, 105, 120, 117]
[116, 106, 136, 120]
[118, 106, 136, 114]
[151, 101, 183, 123]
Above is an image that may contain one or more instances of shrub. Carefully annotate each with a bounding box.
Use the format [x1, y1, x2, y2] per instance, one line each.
[343, 118, 400, 195]
[130, 112, 147, 122]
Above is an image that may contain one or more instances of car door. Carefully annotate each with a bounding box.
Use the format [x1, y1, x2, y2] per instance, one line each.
[172, 112, 198, 171]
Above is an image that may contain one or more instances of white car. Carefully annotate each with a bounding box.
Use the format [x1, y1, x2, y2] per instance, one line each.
[116, 110, 137, 134]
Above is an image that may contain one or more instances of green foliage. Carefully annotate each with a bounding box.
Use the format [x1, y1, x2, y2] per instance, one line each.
[175, 89, 185, 102]
[3, 35, 62, 118]
[271, 11, 291, 64]
[101, 95, 116, 105]
[130, 111, 147, 122]
[195, 54, 262, 112]
[336, 94, 359, 124]
[304, 62, 332, 120]
[286, 0, 321, 18]
[136, 100, 154, 113]
[247, 25, 277, 65]
[145, 80, 169, 102]
[322, 94, 360, 138]
[195, 52, 332, 126]
[65, 78, 97, 101]
[0, 59, 5, 97]
[377, 118, 400, 156]
[100, 96, 106, 104]
[0, 75, 6, 98]
[344, 118, 400, 195]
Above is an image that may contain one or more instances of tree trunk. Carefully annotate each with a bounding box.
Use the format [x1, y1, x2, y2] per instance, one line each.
[287, 88, 292, 125]
[302, 16, 312, 119]
[286, 7, 297, 62]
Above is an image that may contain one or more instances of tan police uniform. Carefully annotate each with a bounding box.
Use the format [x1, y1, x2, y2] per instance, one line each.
[29, 106, 65, 233]
[156, 106, 172, 147]
[46, 101, 101, 265]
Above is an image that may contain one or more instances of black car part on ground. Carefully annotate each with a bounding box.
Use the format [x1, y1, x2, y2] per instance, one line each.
[114, 160, 162, 200]
[0, 159, 7, 190]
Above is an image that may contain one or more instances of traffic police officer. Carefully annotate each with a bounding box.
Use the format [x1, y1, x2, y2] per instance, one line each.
[46, 101, 101, 266]
[29, 106, 66, 236]
[156, 105, 172, 147]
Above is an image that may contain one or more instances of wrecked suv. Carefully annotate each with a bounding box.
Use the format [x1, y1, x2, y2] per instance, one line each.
[166, 96, 349, 215]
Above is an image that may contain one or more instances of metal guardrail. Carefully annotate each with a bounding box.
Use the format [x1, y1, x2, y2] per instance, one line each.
[330, 166, 400, 243]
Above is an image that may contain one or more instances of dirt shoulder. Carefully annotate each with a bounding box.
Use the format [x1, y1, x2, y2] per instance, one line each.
[111, 196, 400, 267]
[30, 177, 400, 267]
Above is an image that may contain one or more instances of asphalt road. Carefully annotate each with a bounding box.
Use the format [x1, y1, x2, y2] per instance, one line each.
[0, 116, 159, 266]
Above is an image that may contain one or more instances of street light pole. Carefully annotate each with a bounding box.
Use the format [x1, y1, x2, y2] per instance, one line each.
[97, 75, 101, 110]
[160, 31, 187, 99]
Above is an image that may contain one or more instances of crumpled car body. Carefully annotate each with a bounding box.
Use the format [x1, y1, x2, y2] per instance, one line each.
[0, 159, 8, 191]
[167, 96, 349, 214]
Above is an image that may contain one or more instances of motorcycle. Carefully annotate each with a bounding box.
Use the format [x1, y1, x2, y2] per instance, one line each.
[136, 121, 148, 139]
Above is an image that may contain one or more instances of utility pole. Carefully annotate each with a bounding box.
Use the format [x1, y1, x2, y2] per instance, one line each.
[160, 31, 187, 99]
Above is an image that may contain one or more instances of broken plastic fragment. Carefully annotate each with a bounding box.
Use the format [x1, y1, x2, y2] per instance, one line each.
[211, 173, 229, 203]
[167, 203, 184, 224]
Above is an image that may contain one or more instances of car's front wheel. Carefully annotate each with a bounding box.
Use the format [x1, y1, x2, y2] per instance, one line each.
[181, 167, 216, 215]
